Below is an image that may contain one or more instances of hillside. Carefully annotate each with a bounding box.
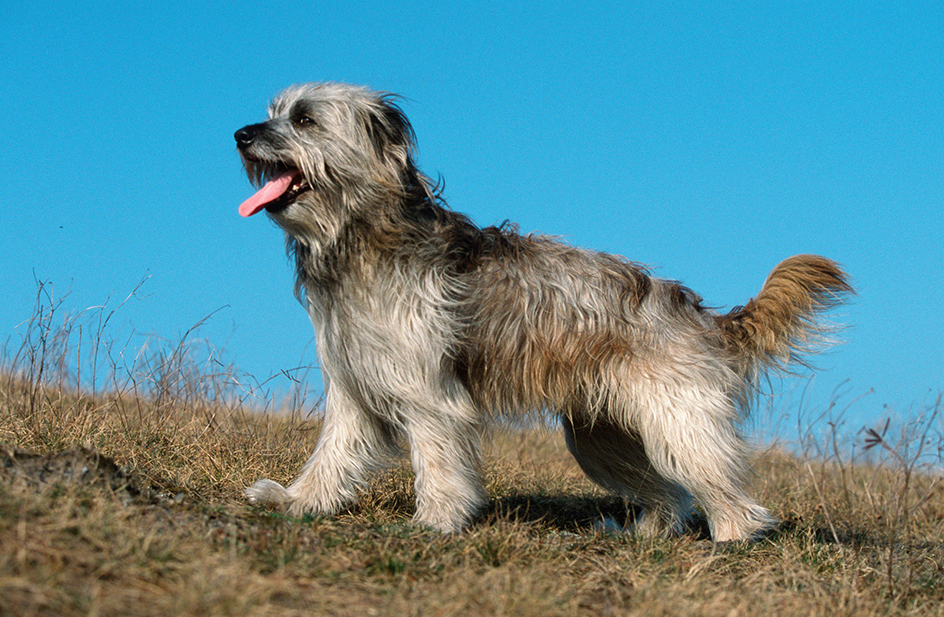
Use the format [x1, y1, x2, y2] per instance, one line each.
[1, 290, 942, 616]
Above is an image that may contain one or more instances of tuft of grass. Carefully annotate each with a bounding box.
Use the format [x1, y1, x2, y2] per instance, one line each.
[1, 282, 942, 616]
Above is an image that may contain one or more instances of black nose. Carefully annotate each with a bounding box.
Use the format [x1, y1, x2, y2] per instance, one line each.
[234, 124, 261, 149]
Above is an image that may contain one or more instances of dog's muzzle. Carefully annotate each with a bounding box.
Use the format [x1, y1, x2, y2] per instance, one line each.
[234, 122, 308, 218]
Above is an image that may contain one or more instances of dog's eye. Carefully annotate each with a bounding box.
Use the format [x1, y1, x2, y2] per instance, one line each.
[294, 115, 315, 127]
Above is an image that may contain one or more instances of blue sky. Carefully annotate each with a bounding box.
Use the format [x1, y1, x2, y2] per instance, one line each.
[2, 1, 941, 437]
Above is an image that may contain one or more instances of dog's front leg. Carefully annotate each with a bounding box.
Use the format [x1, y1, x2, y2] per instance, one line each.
[246, 384, 395, 517]
[402, 406, 487, 533]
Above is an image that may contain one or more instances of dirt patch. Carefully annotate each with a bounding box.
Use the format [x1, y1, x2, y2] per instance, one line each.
[0, 444, 149, 501]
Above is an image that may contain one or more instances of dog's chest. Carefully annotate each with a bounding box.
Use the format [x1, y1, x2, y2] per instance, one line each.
[307, 271, 459, 397]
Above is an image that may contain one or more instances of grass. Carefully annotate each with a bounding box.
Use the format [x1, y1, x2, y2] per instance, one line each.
[1, 282, 942, 616]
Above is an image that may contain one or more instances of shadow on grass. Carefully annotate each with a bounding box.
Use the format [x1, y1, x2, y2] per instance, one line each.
[485, 492, 714, 539]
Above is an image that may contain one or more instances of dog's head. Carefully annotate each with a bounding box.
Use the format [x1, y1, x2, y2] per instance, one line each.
[235, 83, 420, 241]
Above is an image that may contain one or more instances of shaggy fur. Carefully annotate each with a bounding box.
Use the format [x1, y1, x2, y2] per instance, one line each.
[235, 83, 851, 541]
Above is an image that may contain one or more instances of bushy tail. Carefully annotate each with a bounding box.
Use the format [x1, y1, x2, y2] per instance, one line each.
[717, 255, 852, 376]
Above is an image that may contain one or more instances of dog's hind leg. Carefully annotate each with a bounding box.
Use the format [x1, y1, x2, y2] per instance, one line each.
[630, 383, 777, 542]
[562, 415, 693, 537]
[246, 384, 397, 517]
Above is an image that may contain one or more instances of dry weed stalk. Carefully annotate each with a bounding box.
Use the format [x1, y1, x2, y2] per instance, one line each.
[794, 385, 943, 600]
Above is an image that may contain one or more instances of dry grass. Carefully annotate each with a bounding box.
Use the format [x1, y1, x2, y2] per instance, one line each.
[1, 282, 942, 617]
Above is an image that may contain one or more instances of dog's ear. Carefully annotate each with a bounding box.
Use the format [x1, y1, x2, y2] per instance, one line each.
[364, 95, 416, 170]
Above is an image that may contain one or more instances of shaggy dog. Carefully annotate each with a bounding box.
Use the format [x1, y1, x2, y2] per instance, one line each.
[235, 83, 850, 541]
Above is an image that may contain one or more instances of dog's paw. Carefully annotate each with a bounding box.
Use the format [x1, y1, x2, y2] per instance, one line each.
[592, 516, 625, 535]
[245, 478, 290, 507]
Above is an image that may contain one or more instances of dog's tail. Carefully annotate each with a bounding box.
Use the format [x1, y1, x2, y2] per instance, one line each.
[716, 255, 852, 377]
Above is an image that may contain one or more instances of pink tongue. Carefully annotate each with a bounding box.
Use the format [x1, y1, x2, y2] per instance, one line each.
[238, 172, 297, 217]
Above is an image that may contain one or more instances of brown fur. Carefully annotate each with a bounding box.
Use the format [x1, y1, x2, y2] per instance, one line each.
[718, 254, 853, 375]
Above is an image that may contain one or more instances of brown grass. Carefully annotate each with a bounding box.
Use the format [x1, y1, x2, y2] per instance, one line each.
[1, 282, 942, 617]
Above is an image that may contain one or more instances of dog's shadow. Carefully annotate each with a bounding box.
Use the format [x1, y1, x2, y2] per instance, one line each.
[484, 492, 713, 539]
[485, 499, 878, 547]
[361, 465, 714, 538]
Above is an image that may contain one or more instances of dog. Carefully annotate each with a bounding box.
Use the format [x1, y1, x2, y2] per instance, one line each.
[235, 83, 851, 541]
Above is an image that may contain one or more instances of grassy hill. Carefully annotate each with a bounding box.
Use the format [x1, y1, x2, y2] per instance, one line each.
[1, 288, 942, 616]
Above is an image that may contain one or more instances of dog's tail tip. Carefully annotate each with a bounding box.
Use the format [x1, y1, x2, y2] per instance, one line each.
[717, 254, 853, 372]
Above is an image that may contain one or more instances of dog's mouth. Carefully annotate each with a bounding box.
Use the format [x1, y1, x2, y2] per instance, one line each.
[238, 170, 310, 217]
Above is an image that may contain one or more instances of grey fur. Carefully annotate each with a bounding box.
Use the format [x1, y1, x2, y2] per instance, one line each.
[236, 83, 851, 540]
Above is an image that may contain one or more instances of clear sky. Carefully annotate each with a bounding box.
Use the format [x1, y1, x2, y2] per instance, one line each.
[2, 1, 941, 438]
